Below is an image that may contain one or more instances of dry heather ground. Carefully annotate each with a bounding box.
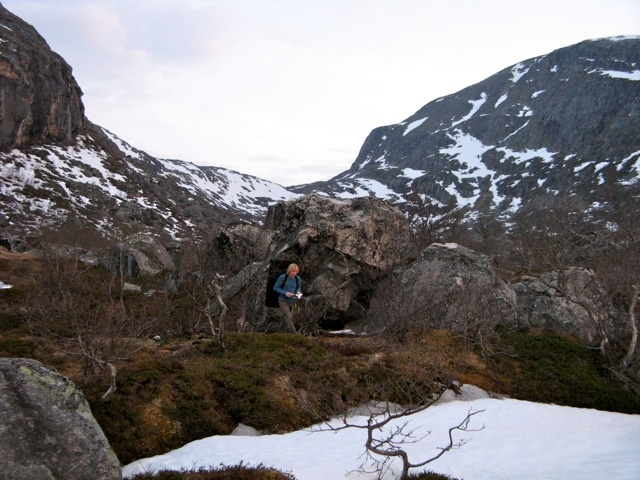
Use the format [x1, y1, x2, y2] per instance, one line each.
[1, 246, 639, 468]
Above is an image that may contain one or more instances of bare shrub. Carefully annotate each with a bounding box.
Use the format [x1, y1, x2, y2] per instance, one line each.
[367, 268, 506, 350]
[321, 369, 484, 480]
[405, 193, 471, 251]
[505, 185, 640, 379]
[204, 227, 271, 333]
[25, 242, 155, 400]
[594, 185, 640, 376]
[205, 273, 227, 351]
[506, 193, 593, 272]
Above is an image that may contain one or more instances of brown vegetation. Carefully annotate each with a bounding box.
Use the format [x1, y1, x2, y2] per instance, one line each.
[1, 245, 638, 469]
[1, 183, 639, 479]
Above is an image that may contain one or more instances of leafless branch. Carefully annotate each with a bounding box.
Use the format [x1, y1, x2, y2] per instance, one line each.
[204, 273, 227, 351]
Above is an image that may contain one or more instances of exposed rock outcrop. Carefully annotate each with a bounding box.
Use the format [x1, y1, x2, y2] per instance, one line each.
[99, 235, 176, 278]
[512, 267, 614, 342]
[0, 5, 84, 149]
[217, 197, 620, 342]
[0, 357, 121, 480]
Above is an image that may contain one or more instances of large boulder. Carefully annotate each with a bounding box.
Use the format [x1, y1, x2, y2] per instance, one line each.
[264, 194, 413, 271]
[0, 357, 121, 480]
[232, 194, 414, 330]
[100, 234, 175, 278]
[365, 242, 517, 336]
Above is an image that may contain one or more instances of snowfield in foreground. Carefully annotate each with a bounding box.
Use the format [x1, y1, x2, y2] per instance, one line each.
[123, 386, 640, 480]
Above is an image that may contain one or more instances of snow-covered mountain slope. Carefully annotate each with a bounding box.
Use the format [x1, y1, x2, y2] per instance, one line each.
[2, 0, 639, 248]
[1, 124, 298, 242]
[0, 4, 299, 245]
[293, 36, 640, 218]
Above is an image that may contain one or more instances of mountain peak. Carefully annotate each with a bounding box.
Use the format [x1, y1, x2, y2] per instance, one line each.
[293, 36, 640, 218]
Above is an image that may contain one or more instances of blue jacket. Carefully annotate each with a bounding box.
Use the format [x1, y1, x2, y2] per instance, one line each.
[273, 274, 301, 303]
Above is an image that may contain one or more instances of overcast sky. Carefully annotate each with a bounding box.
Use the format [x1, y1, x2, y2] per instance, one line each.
[3, 1, 639, 186]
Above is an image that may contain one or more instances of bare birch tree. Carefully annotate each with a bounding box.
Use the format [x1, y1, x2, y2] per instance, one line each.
[205, 273, 227, 351]
[321, 377, 484, 480]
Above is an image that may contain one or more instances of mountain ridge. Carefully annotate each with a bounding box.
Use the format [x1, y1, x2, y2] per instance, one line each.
[0, 3, 297, 246]
[1, 121, 298, 244]
[1, 0, 639, 247]
[292, 36, 640, 219]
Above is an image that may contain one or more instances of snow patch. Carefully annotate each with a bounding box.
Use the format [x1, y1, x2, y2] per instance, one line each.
[403, 117, 428, 136]
[451, 93, 487, 127]
[590, 68, 640, 81]
[335, 178, 399, 201]
[517, 106, 533, 117]
[496, 146, 556, 165]
[101, 128, 143, 159]
[401, 168, 426, 180]
[123, 391, 640, 480]
[502, 120, 530, 142]
[494, 93, 508, 108]
[511, 63, 530, 82]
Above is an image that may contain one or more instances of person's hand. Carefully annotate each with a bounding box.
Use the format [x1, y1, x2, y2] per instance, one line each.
[286, 292, 294, 298]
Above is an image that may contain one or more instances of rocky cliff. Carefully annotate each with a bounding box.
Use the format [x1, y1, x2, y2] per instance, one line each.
[0, 4, 84, 149]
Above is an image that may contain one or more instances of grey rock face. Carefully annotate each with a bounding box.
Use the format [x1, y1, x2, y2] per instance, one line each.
[366, 242, 517, 335]
[264, 194, 413, 272]
[99, 235, 176, 278]
[230, 194, 414, 329]
[0, 358, 121, 480]
[512, 268, 613, 342]
[0, 5, 84, 149]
